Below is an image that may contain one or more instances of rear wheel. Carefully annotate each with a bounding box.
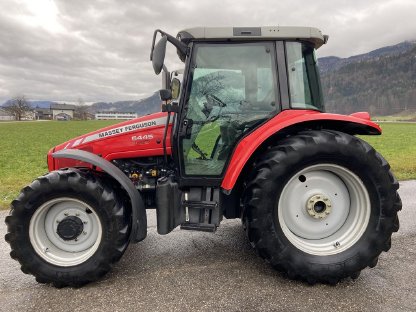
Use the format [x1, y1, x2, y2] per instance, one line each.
[5, 169, 131, 287]
[243, 130, 401, 284]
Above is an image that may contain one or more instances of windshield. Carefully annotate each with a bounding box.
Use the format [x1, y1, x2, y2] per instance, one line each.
[286, 42, 324, 111]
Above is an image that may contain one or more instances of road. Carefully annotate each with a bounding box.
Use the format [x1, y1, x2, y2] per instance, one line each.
[0, 181, 415, 312]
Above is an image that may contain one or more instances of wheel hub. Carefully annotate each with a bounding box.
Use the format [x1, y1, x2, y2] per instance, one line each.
[57, 216, 84, 241]
[278, 164, 371, 255]
[29, 198, 102, 266]
[306, 194, 332, 219]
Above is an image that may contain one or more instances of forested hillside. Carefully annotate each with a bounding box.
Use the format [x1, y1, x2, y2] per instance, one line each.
[319, 41, 416, 115]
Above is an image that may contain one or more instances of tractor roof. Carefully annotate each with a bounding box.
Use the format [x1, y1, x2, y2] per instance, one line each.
[177, 26, 327, 49]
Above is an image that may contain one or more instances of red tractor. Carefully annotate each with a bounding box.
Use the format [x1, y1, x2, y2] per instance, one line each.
[6, 27, 401, 287]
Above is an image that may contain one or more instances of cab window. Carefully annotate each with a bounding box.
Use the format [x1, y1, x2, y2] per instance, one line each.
[181, 42, 279, 176]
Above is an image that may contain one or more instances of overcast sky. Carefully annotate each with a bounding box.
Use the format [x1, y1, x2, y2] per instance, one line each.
[0, 0, 415, 104]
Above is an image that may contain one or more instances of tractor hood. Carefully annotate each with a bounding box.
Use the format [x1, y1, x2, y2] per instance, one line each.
[48, 112, 172, 171]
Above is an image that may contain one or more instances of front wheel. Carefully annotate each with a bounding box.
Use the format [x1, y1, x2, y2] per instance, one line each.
[243, 130, 401, 284]
[5, 169, 131, 287]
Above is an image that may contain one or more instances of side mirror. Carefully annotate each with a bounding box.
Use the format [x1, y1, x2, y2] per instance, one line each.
[171, 78, 181, 100]
[152, 36, 167, 75]
[159, 89, 172, 102]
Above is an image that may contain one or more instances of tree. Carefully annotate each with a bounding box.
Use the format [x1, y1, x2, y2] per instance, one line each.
[4, 95, 31, 121]
[74, 98, 90, 120]
[192, 72, 227, 98]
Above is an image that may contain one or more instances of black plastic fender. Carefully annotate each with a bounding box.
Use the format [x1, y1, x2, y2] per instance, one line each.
[52, 149, 147, 243]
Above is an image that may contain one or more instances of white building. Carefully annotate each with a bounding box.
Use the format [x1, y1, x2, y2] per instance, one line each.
[0, 108, 15, 121]
[21, 110, 36, 121]
[51, 104, 75, 120]
[95, 112, 138, 120]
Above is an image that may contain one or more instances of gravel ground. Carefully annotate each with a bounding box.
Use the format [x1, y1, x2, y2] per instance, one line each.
[0, 180, 415, 312]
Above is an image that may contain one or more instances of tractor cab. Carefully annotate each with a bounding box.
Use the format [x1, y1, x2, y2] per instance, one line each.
[151, 27, 327, 181]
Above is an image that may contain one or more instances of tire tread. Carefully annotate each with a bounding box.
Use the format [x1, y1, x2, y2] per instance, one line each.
[5, 168, 131, 287]
[243, 130, 401, 284]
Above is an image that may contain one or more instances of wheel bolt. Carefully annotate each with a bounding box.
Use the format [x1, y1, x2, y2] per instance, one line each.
[83, 231, 87, 235]
[75, 213, 80, 217]
[56, 220, 60, 223]
[64, 212, 69, 216]
[83, 221, 88, 224]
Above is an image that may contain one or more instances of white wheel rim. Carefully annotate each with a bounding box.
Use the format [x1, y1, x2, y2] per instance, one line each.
[29, 197, 102, 266]
[278, 164, 371, 256]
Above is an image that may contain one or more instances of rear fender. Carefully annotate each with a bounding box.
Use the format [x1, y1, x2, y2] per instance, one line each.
[221, 110, 381, 192]
[53, 149, 147, 243]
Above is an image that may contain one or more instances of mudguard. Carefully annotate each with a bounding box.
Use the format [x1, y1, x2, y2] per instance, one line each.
[53, 149, 147, 243]
[221, 110, 382, 191]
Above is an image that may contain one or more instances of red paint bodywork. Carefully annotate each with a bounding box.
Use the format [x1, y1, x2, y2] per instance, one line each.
[49, 109, 381, 192]
[220, 110, 381, 191]
[49, 112, 172, 171]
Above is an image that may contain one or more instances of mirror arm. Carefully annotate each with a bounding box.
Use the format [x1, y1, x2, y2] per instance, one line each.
[150, 29, 188, 61]
[165, 33, 188, 57]
[162, 65, 171, 89]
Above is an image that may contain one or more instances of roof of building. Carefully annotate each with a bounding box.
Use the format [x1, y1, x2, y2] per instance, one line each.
[51, 103, 76, 110]
[35, 108, 52, 114]
[178, 26, 327, 49]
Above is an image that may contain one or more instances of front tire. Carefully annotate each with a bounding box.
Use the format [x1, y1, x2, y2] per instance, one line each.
[5, 169, 131, 287]
[243, 130, 401, 284]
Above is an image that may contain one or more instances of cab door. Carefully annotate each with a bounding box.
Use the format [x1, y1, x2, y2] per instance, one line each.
[177, 42, 280, 183]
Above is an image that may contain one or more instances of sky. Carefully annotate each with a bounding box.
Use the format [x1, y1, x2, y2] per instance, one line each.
[0, 0, 415, 104]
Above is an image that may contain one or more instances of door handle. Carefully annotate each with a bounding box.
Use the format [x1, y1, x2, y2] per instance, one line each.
[179, 118, 194, 139]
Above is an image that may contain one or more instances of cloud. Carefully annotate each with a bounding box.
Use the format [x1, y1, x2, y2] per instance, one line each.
[0, 0, 415, 103]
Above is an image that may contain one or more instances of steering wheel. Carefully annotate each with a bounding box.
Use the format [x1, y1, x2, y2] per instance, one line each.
[206, 94, 227, 107]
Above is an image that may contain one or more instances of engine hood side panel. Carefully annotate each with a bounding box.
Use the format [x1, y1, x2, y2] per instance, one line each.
[50, 112, 172, 171]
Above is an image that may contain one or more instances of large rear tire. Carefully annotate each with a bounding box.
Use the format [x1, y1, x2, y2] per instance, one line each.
[5, 168, 131, 287]
[243, 130, 401, 284]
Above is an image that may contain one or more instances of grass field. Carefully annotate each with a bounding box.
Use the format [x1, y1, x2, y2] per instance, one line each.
[0, 120, 118, 210]
[0, 120, 415, 209]
[359, 123, 416, 180]
[372, 110, 416, 122]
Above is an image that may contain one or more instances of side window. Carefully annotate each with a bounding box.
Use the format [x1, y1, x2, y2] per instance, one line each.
[257, 68, 275, 104]
[181, 43, 278, 176]
[286, 42, 324, 110]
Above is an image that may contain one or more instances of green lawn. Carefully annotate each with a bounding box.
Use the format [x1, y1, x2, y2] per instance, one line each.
[0, 120, 119, 209]
[0, 120, 414, 209]
[359, 123, 416, 181]
[373, 116, 416, 122]
[372, 111, 416, 122]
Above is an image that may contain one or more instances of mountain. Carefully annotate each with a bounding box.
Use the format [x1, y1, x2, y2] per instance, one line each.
[1, 100, 57, 109]
[1, 93, 162, 117]
[319, 41, 416, 74]
[88, 92, 161, 115]
[319, 40, 416, 115]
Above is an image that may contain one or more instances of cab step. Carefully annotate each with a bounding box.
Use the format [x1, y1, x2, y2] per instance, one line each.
[182, 200, 218, 210]
[180, 223, 217, 232]
[180, 187, 222, 232]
